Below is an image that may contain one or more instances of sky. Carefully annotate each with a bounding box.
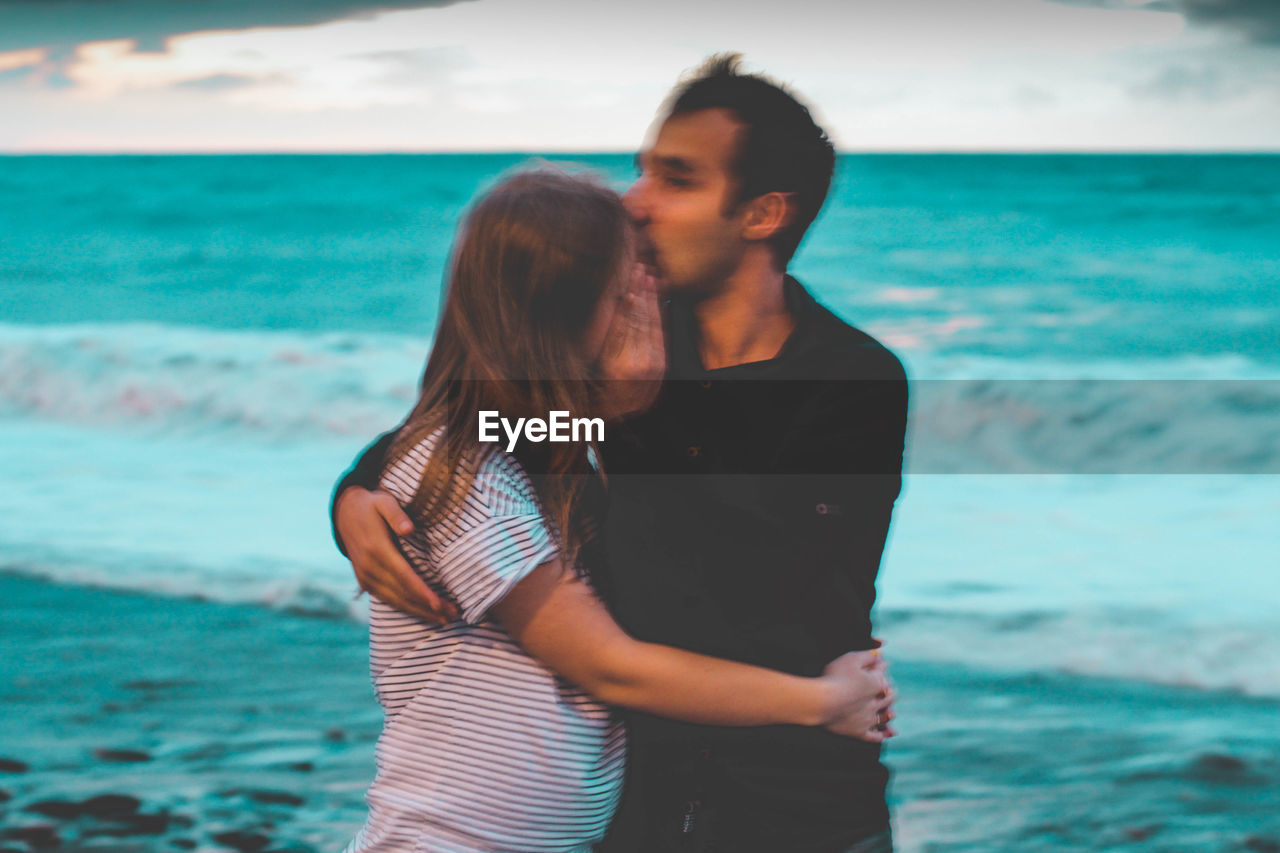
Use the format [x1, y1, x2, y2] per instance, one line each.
[1, 0, 1278, 152]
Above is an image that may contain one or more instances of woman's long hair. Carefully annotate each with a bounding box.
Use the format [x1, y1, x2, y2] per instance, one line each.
[386, 168, 630, 567]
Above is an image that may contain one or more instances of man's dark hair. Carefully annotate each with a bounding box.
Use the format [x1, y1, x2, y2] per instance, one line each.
[665, 53, 836, 265]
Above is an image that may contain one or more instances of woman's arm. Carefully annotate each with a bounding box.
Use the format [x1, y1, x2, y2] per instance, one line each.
[492, 558, 893, 739]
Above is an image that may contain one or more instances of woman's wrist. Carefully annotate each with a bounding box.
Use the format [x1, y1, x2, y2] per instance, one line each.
[807, 674, 843, 728]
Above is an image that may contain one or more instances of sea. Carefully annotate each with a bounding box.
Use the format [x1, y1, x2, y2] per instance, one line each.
[1, 153, 1277, 851]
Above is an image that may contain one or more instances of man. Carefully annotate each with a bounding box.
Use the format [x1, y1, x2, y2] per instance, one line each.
[332, 55, 908, 852]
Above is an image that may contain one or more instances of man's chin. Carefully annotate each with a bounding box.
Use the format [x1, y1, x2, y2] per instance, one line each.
[658, 274, 718, 300]
[637, 246, 660, 273]
[643, 256, 718, 299]
[639, 256, 674, 295]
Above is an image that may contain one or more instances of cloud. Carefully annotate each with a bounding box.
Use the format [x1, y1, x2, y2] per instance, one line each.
[1128, 64, 1243, 99]
[0, 1, 478, 104]
[4, 0, 1278, 152]
[0, 46, 43, 71]
[352, 46, 471, 86]
[1049, 0, 1280, 44]
[0, 0, 474, 54]
[172, 72, 282, 91]
[1012, 85, 1059, 108]
[1162, 0, 1280, 44]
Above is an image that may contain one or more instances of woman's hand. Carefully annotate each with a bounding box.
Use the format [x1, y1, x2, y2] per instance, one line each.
[819, 649, 897, 743]
[595, 263, 665, 420]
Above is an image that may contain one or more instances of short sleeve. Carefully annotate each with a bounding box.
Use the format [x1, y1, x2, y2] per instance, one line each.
[383, 441, 559, 625]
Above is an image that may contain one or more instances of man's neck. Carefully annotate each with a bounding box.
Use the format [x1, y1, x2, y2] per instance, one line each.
[692, 260, 796, 371]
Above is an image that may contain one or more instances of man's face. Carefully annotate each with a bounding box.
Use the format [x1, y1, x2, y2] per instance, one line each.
[624, 108, 749, 296]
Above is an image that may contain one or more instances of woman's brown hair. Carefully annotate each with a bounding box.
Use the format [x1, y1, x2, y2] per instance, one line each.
[386, 167, 630, 567]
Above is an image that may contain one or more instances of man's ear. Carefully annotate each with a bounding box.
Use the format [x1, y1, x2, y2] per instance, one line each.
[741, 192, 796, 242]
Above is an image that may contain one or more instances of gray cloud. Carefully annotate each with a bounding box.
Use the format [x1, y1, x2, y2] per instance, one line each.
[0, 0, 475, 54]
[1159, 0, 1280, 44]
[1128, 64, 1250, 100]
[1012, 85, 1058, 109]
[173, 72, 286, 91]
[1050, 0, 1280, 45]
[354, 46, 471, 86]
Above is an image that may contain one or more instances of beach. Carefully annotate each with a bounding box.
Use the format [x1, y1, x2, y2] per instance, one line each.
[4, 572, 1278, 852]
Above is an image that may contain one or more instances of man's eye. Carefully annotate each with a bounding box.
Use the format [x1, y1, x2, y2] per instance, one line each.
[662, 175, 692, 188]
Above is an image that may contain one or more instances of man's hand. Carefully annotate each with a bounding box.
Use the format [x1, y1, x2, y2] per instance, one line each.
[336, 486, 458, 623]
[819, 648, 897, 743]
[596, 263, 665, 420]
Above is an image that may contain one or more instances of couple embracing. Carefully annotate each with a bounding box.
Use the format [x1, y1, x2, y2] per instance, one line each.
[333, 55, 908, 853]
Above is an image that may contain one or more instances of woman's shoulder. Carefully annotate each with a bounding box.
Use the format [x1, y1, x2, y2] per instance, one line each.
[381, 426, 540, 517]
[378, 425, 442, 506]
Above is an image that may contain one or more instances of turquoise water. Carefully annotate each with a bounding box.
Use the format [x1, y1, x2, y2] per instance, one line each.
[3, 154, 1277, 363]
[2, 152, 1277, 681]
[1, 153, 1278, 851]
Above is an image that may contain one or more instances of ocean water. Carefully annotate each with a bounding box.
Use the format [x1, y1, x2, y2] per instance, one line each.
[2, 154, 1278, 846]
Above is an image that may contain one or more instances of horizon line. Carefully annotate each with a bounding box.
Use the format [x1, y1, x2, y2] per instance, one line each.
[3, 147, 1279, 156]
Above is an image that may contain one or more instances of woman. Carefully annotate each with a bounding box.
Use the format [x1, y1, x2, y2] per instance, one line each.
[344, 169, 892, 853]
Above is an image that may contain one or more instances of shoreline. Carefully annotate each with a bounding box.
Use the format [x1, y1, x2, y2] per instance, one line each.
[4, 573, 1278, 852]
[1, 572, 379, 852]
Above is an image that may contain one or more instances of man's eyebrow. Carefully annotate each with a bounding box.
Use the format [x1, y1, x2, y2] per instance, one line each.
[649, 154, 697, 174]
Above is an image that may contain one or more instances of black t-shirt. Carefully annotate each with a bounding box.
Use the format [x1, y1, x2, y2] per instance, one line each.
[596, 277, 906, 850]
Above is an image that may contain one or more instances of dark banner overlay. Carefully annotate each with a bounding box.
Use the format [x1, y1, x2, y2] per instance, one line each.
[441, 379, 1280, 476]
[905, 379, 1279, 475]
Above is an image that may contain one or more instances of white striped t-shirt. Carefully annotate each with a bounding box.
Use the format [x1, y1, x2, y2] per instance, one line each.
[345, 430, 626, 853]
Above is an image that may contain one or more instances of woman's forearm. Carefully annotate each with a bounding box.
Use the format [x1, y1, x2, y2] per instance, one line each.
[588, 636, 836, 726]
[494, 560, 845, 728]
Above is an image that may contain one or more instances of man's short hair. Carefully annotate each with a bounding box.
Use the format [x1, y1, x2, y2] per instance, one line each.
[665, 53, 836, 265]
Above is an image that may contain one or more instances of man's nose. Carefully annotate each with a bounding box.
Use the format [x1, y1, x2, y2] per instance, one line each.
[622, 179, 649, 225]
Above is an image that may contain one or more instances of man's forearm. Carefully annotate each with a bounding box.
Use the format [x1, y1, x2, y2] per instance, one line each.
[329, 429, 397, 556]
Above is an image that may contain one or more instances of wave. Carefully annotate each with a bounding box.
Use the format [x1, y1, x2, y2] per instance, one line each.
[877, 606, 1280, 698]
[1, 548, 363, 621]
[2, 322, 1279, 472]
[905, 377, 1280, 473]
[5, 549, 1276, 698]
[899, 351, 1280, 381]
[0, 322, 427, 440]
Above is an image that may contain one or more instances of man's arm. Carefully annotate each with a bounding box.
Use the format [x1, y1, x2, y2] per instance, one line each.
[330, 429, 459, 623]
[494, 557, 895, 738]
[330, 429, 396, 556]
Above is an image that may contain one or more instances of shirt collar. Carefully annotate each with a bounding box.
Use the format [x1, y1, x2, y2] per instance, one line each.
[666, 275, 823, 379]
